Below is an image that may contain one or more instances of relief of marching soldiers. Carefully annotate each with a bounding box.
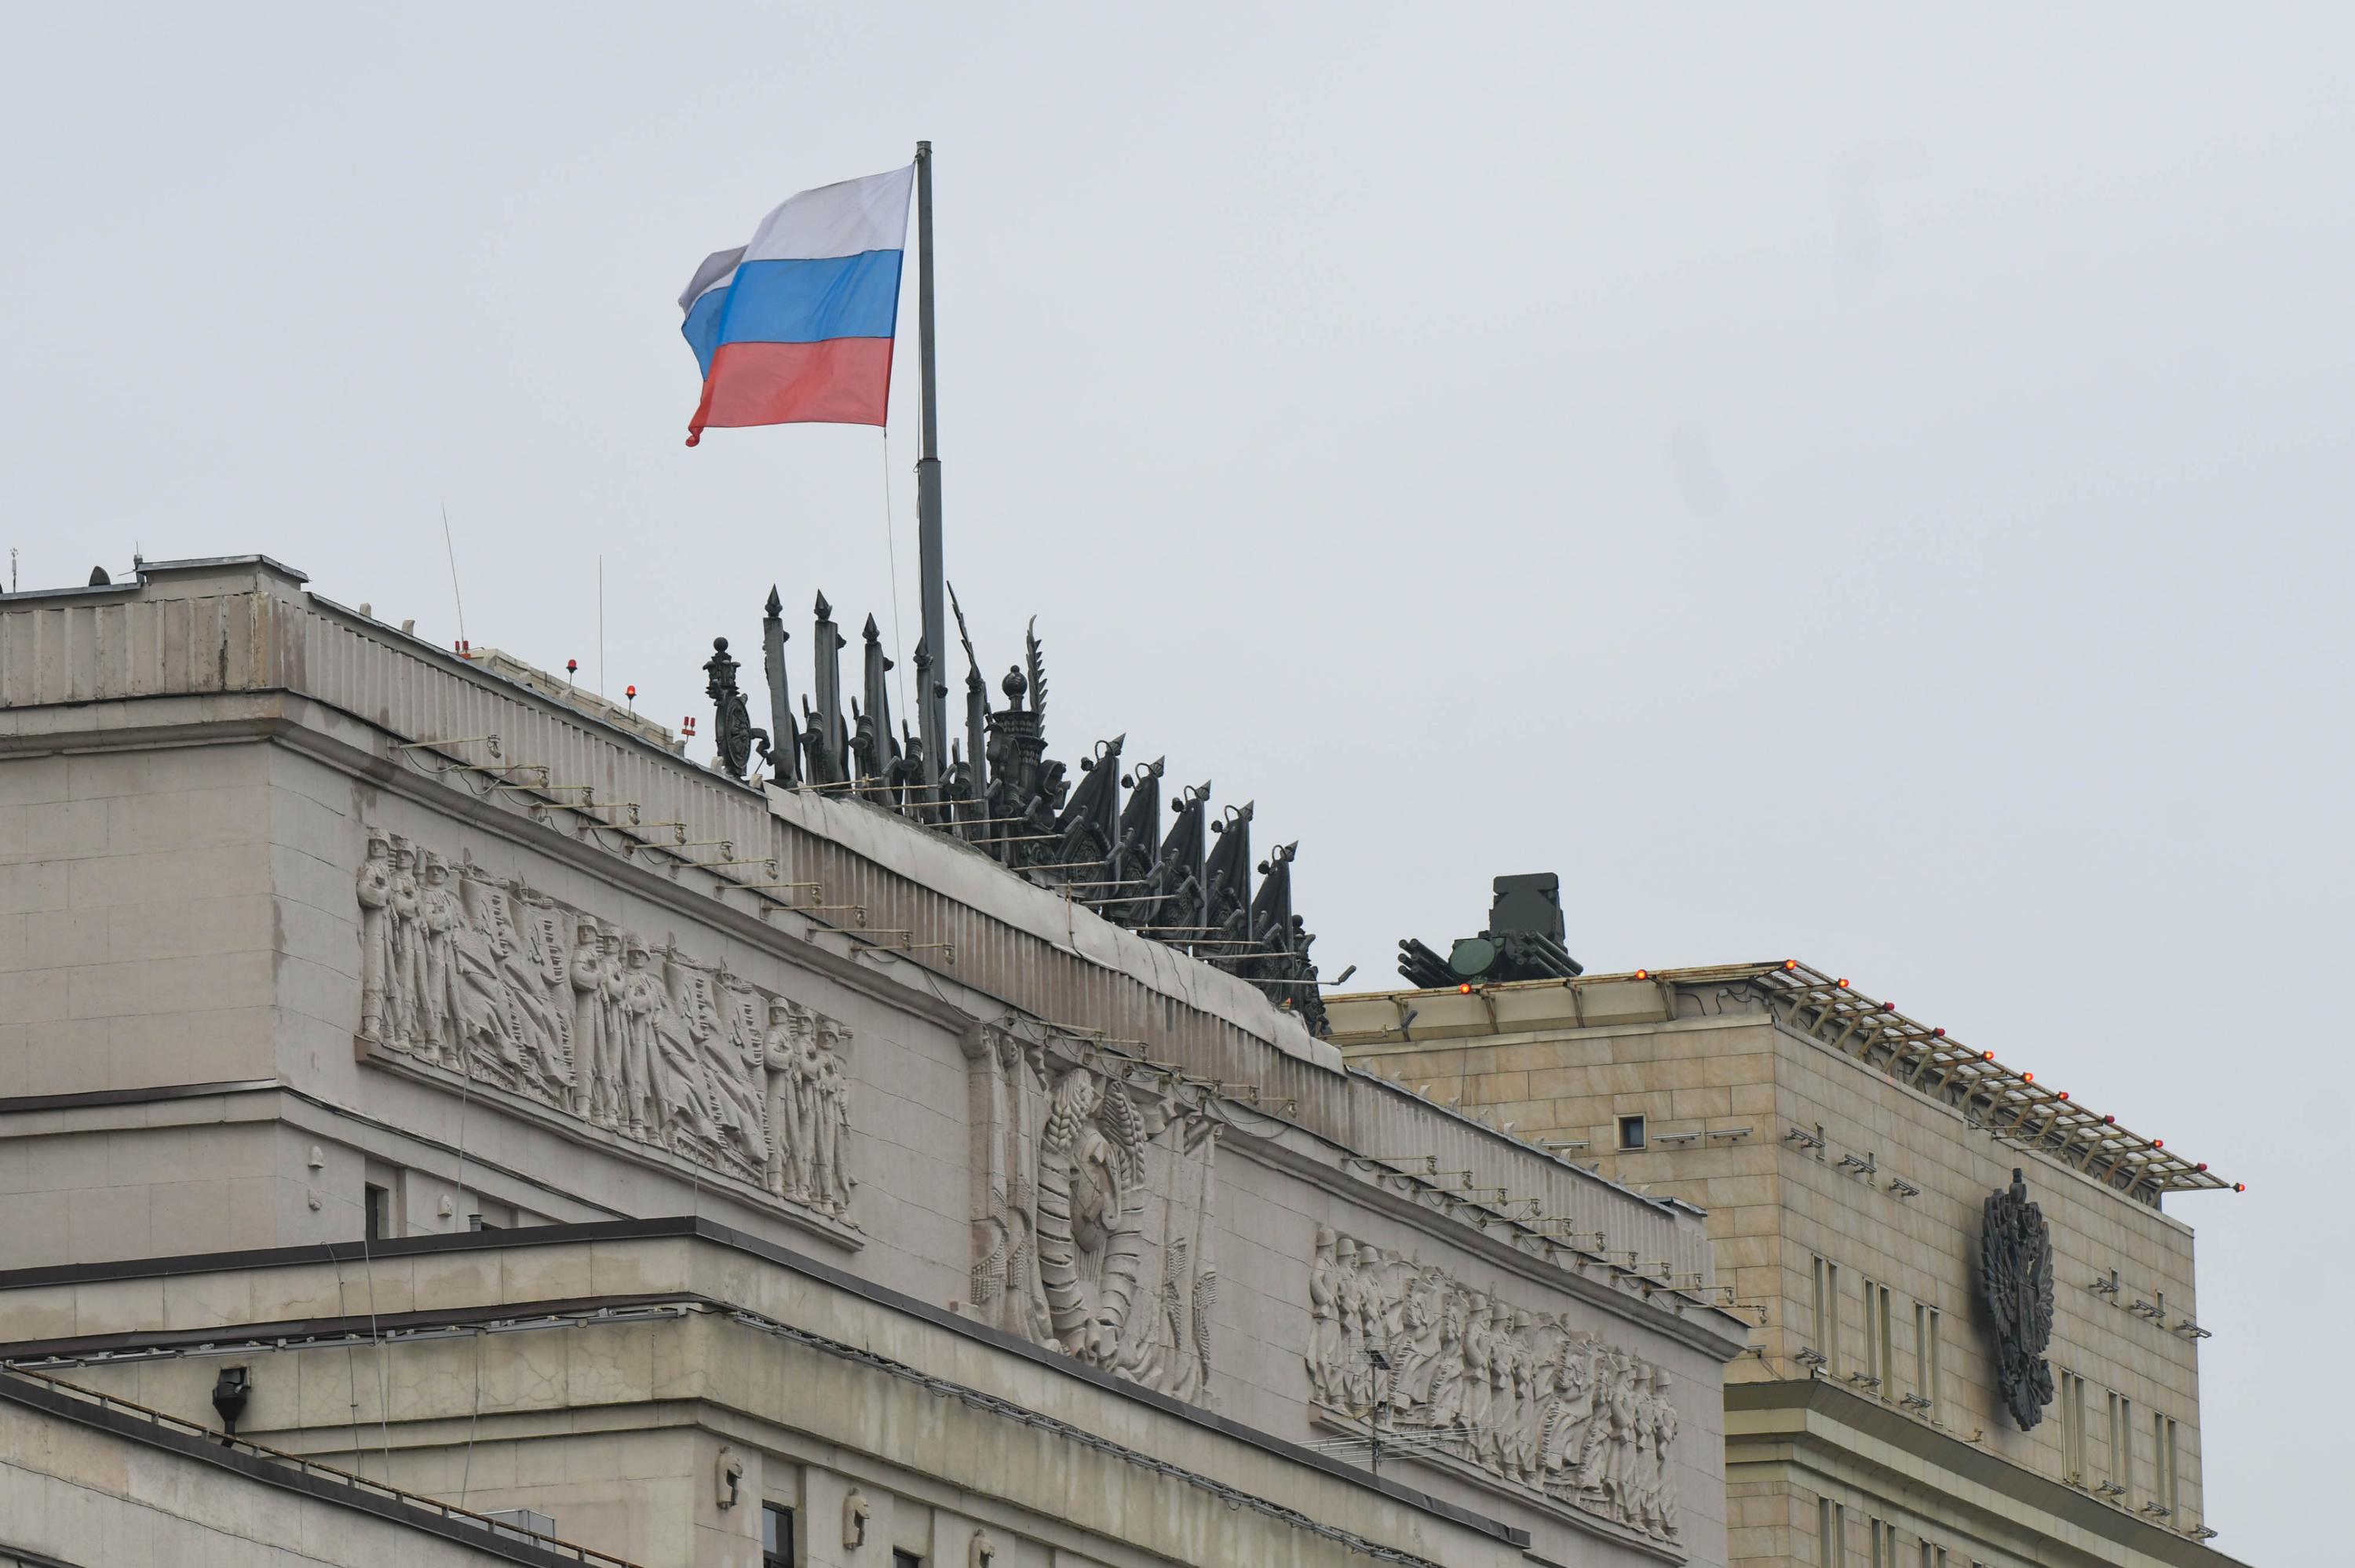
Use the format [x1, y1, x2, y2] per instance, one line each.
[1306, 1229, 1681, 1541]
[355, 828, 853, 1220]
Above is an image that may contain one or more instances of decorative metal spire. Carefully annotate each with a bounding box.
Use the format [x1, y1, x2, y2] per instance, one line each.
[808, 592, 846, 786]
[857, 613, 897, 790]
[702, 586, 1328, 1031]
[761, 586, 798, 788]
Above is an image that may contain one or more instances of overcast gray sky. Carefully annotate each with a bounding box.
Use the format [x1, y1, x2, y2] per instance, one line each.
[3, 6, 2344, 1556]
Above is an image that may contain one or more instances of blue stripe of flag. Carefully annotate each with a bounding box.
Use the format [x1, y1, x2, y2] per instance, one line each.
[703, 250, 904, 363]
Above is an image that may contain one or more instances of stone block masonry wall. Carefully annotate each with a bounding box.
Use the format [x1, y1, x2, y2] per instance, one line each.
[1770, 1013, 2205, 1527]
[0, 743, 276, 1099]
[1337, 983, 2216, 1539]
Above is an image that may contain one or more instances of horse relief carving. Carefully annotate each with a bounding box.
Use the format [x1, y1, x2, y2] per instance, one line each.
[356, 827, 854, 1225]
[1305, 1228, 1681, 1542]
[964, 1029, 1220, 1401]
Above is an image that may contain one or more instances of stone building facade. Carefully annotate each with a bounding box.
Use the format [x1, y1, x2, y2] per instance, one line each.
[0, 556, 1749, 1568]
[1326, 962, 2247, 1568]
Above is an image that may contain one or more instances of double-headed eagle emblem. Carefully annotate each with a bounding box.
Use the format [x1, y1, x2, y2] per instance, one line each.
[1980, 1168, 2057, 1430]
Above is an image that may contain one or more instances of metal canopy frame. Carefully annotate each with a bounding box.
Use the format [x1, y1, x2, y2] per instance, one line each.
[1742, 961, 2228, 1204]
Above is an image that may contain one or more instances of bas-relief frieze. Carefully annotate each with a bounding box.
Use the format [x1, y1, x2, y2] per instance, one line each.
[1307, 1229, 1682, 1545]
[355, 827, 854, 1226]
[963, 1029, 1221, 1402]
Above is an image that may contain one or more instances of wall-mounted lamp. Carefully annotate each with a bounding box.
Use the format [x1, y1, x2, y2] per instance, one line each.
[211, 1366, 250, 1442]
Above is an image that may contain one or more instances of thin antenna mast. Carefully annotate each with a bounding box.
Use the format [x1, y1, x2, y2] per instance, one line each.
[597, 552, 605, 695]
[440, 503, 468, 646]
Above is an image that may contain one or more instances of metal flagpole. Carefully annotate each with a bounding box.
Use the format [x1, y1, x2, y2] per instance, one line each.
[913, 140, 947, 787]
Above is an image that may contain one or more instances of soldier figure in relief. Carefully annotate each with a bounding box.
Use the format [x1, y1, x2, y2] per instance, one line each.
[1330, 1239, 1365, 1410]
[761, 1001, 809, 1201]
[500, 886, 573, 1096]
[387, 837, 423, 1049]
[813, 1019, 853, 1214]
[1510, 1308, 1539, 1479]
[569, 917, 608, 1121]
[453, 872, 524, 1072]
[644, 954, 712, 1147]
[1304, 1227, 1340, 1404]
[356, 833, 395, 1046]
[1630, 1363, 1659, 1530]
[417, 854, 461, 1067]
[597, 929, 629, 1125]
[619, 942, 663, 1135]
[1650, 1371, 1680, 1537]
[701, 978, 769, 1169]
[790, 1013, 826, 1200]
[1541, 1334, 1597, 1486]
[1425, 1285, 1467, 1431]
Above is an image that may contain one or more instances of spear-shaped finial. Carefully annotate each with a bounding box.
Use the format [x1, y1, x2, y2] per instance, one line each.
[761, 584, 798, 787]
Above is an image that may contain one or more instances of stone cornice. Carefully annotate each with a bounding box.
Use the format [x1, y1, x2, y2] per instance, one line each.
[1726, 1377, 2244, 1568]
[0, 1216, 1532, 1560]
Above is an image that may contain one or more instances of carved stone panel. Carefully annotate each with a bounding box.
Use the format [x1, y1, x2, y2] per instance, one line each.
[355, 827, 855, 1229]
[1305, 1228, 1682, 1544]
[1980, 1167, 2056, 1431]
[963, 1028, 1221, 1402]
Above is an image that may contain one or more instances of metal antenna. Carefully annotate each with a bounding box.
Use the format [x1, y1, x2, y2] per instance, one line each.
[440, 502, 468, 645]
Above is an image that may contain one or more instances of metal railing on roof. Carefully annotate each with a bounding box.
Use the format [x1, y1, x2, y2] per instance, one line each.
[1332, 960, 2234, 1204]
[1740, 961, 2230, 1204]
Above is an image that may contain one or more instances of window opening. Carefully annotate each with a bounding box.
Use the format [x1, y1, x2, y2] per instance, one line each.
[363, 1183, 391, 1243]
[1812, 1256, 1841, 1371]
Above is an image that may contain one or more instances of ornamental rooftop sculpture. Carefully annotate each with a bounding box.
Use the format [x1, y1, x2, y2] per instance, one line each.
[703, 581, 1332, 1034]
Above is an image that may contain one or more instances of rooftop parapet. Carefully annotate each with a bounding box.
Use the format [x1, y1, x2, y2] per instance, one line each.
[1327, 960, 2233, 1206]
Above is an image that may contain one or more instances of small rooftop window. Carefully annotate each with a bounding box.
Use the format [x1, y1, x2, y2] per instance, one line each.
[1618, 1114, 1648, 1151]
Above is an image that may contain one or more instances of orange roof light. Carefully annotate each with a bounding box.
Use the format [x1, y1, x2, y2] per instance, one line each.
[1457, 983, 1472, 994]
[2233, 1183, 2246, 1192]
[1634, 968, 1650, 980]
[1835, 978, 1850, 988]
[2152, 1140, 2163, 1149]
[1784, 959, 1798, 970]
[2056, 1091, 2069, 1101]
[2022, 1072, 2034, 1083]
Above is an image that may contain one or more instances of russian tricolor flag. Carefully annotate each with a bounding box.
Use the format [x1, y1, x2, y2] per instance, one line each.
[679, 165, 915, 445]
